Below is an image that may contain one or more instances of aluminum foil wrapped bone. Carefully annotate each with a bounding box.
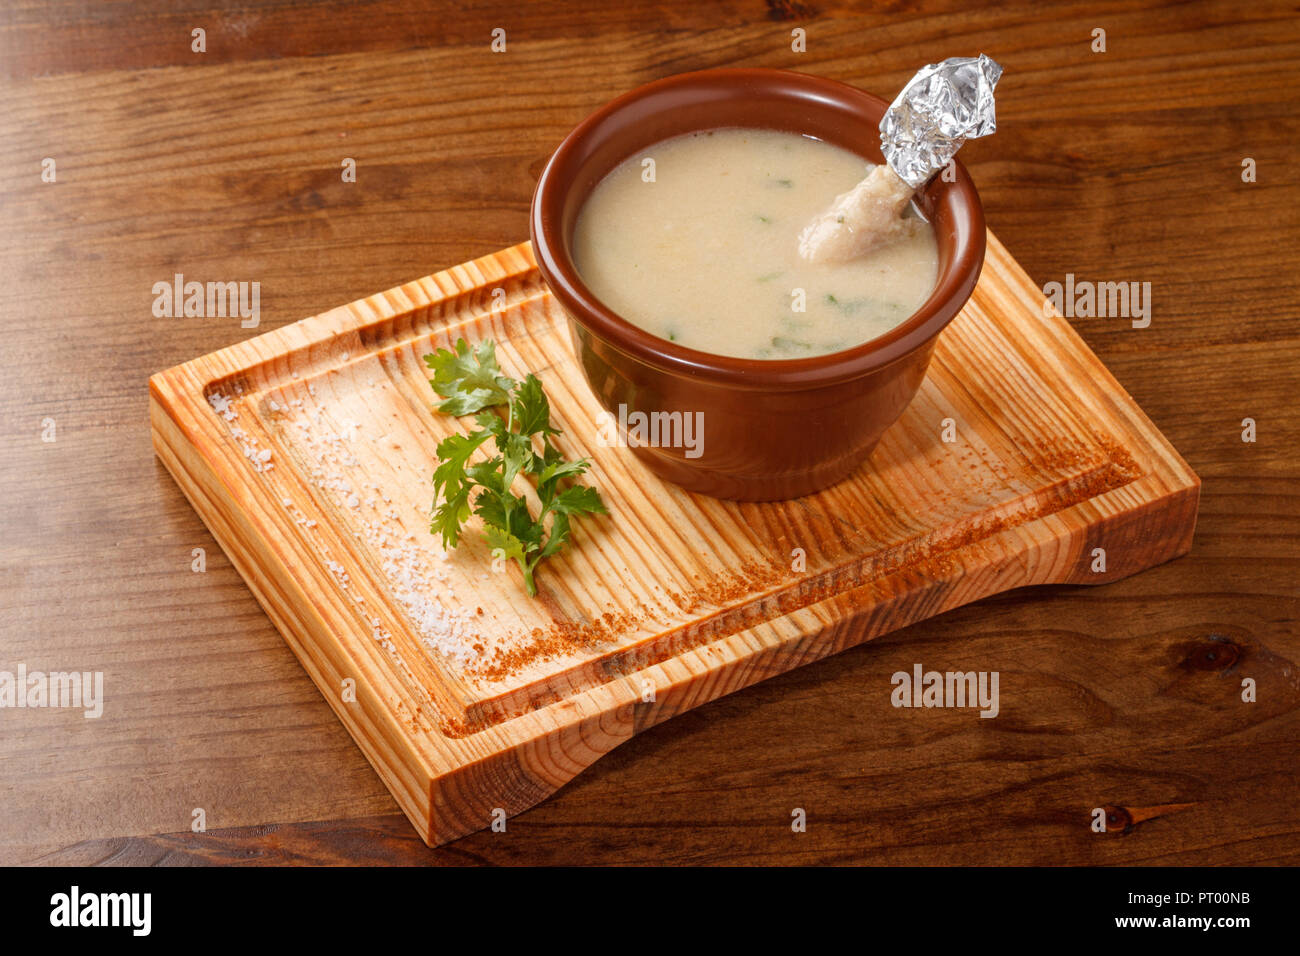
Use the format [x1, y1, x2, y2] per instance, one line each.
[797, 55, 1003, 264]
[880, 53, 1003, 189]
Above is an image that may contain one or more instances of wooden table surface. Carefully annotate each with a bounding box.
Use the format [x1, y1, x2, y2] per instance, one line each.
[2, 0, 1297, 866]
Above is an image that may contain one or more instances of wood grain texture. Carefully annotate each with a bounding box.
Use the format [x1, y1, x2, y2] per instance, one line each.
[147, 231, 1199, 846]
[1, 0, 1297, 864]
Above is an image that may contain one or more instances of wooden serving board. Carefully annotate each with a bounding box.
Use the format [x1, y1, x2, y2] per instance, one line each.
[149, 231, 1199, 847]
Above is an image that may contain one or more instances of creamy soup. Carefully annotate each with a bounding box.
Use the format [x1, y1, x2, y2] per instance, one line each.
[572, 128, 939, 360]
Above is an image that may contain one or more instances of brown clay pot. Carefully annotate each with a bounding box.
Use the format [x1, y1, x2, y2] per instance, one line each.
[531, 67, 986, 501]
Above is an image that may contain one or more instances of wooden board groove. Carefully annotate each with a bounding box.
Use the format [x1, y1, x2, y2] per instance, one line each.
[149, 231, 1200, 846]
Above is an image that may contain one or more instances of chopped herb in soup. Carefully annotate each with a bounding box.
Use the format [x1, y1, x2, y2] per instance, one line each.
[572, 128, 938, 360]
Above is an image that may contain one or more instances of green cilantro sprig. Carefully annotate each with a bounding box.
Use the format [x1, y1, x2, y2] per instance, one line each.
[424, 338, 607, 596]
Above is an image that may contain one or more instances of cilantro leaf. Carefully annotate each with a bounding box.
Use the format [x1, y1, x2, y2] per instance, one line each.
[426, 338, 515, 415]
[431, 485, 473, 549]
[549, 484, 608, 517]
[512, 374, 556, 438]
[499, 430, 536, 492]
[484, 525, 536, 595]
[536, 458, 590, 501]
[537, 512, 572, 561]
[432, 430, 491, 501]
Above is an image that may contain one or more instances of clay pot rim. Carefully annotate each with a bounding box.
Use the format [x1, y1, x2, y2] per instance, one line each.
[531, 67, 985, 391]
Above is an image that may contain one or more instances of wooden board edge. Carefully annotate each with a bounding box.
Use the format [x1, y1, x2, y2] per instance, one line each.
[149, 386, 443, 845]
[414, 462, 1203, 845]
[983, 230, 1200, 493]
